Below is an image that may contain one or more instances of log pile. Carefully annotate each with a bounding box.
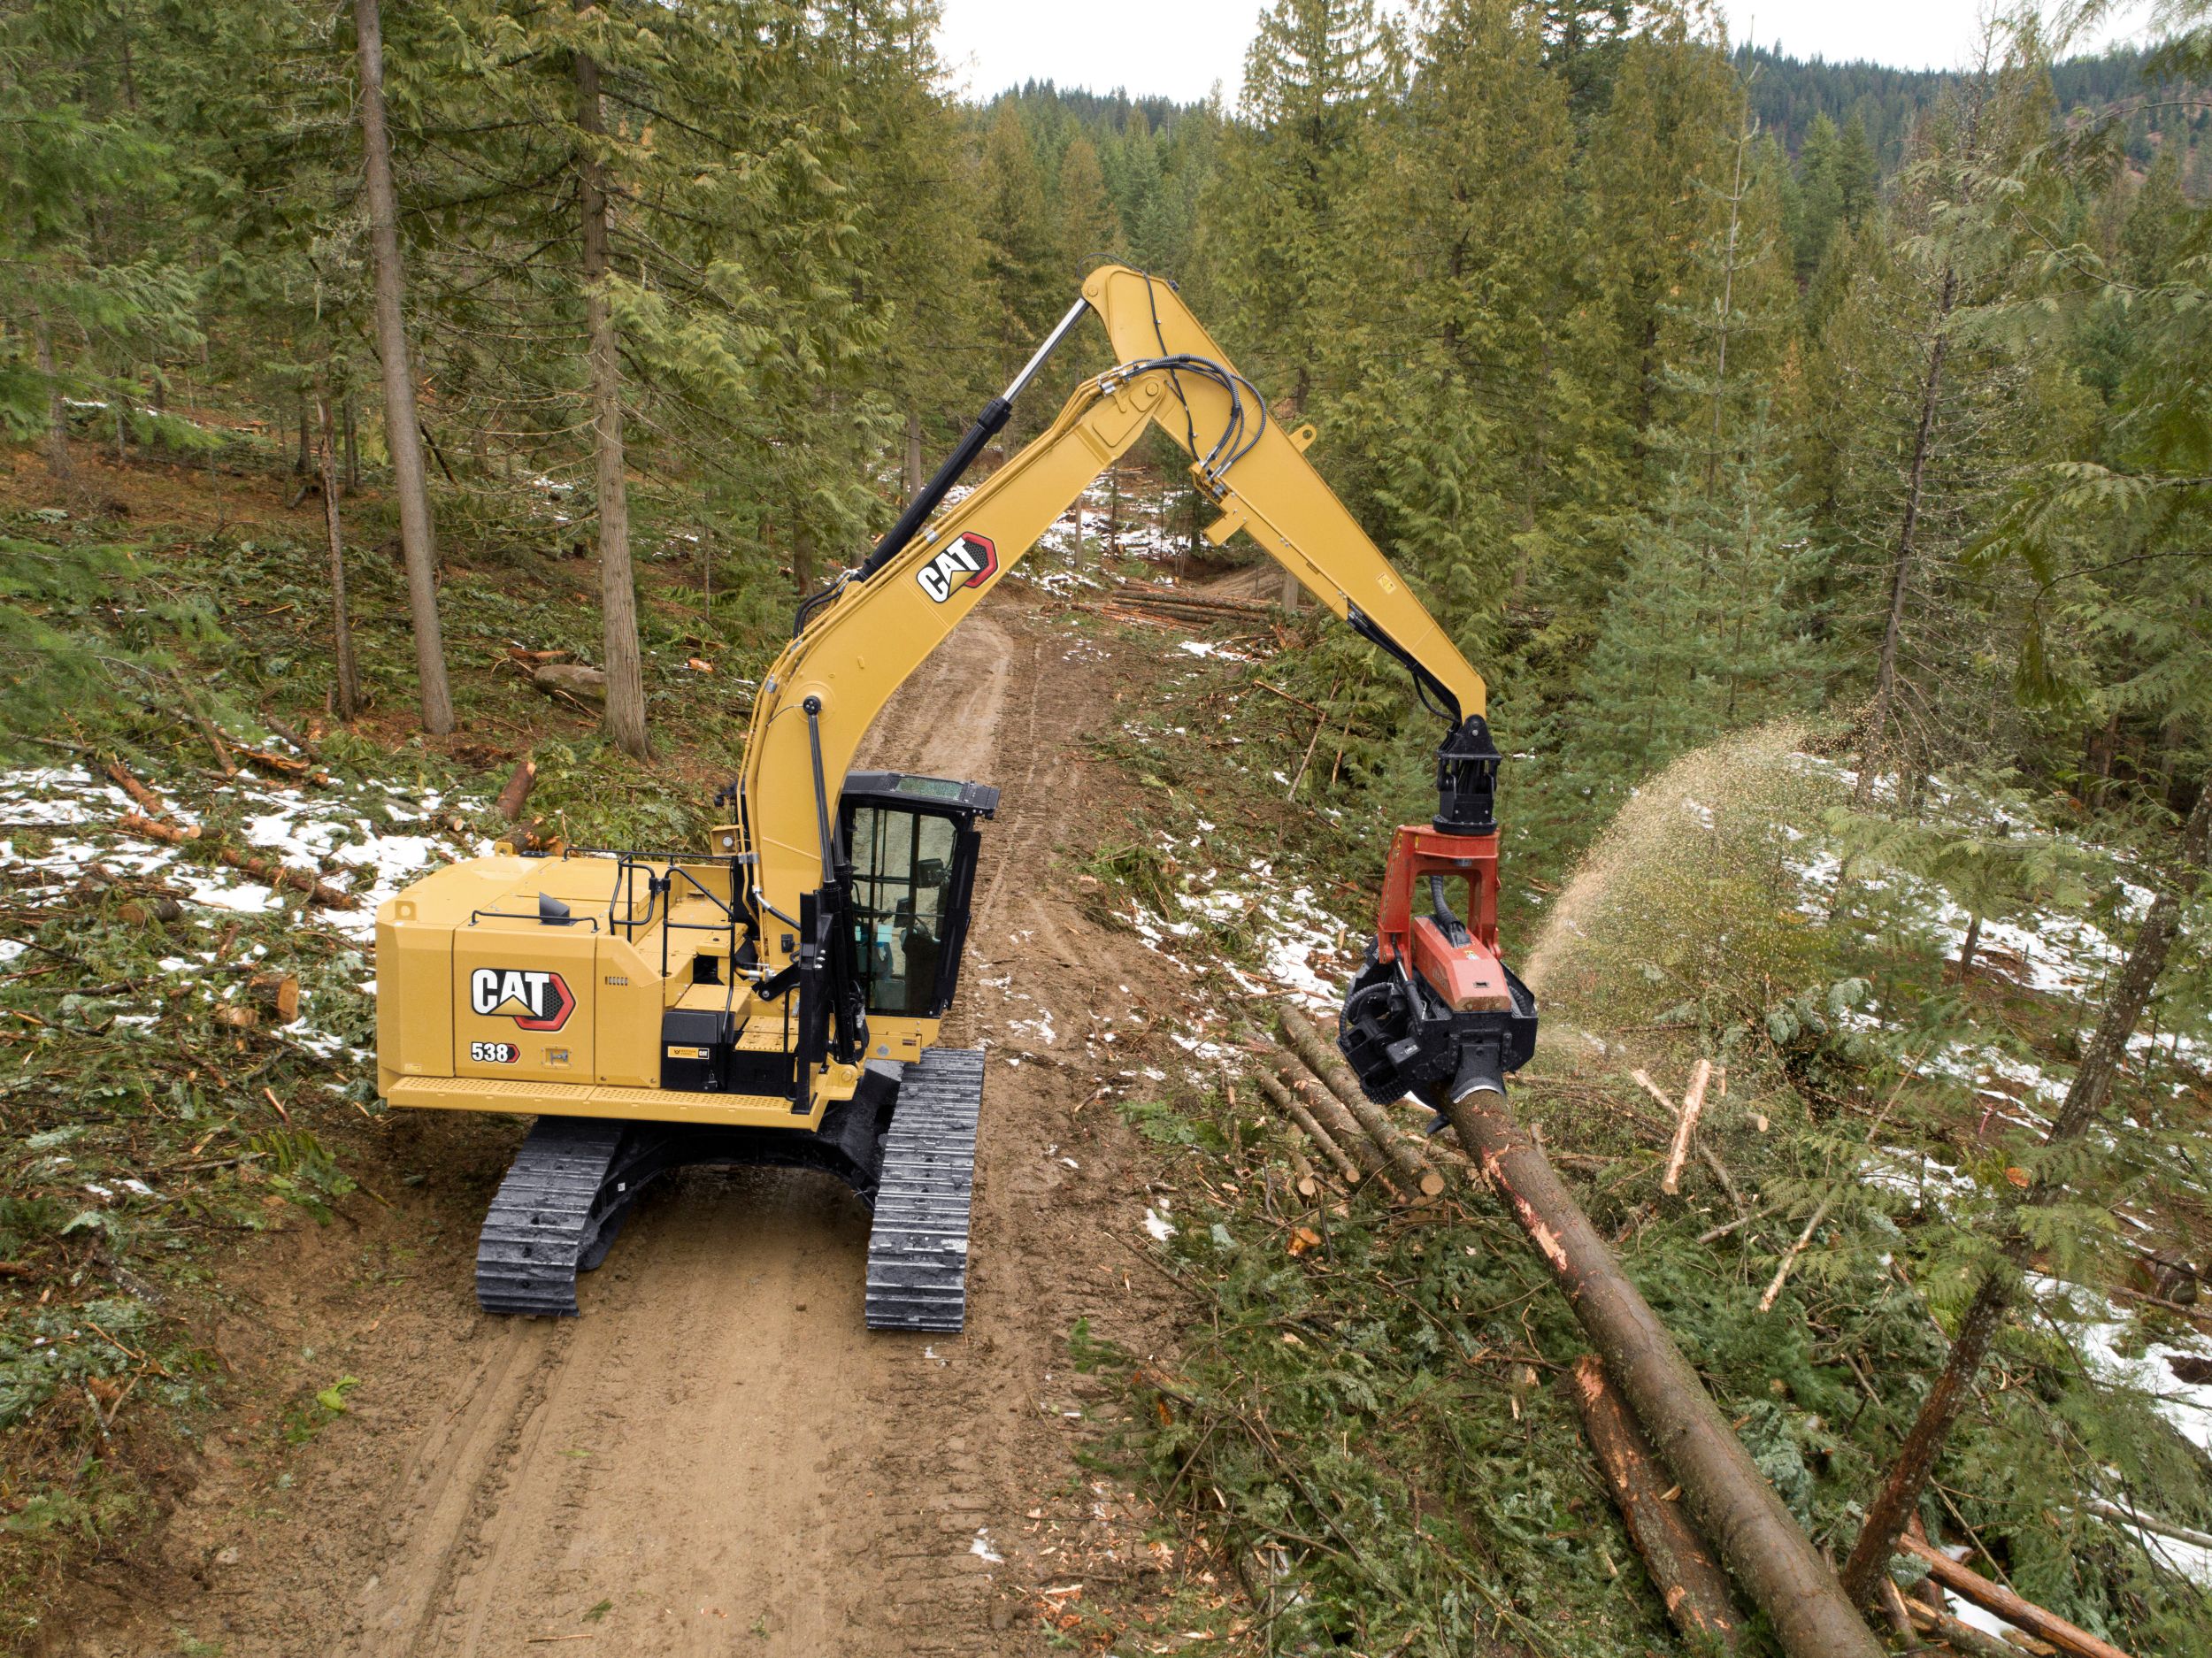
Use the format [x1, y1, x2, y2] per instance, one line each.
[1102, 580, 1279, 631]
[1253, 1001, 1447, 1205]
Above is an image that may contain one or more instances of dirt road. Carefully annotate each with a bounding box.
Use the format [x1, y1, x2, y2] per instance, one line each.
[61, 591, 1179, 1657]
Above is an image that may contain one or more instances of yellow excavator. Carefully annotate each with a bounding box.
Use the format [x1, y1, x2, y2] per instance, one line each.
[374, 267, 1537, 1329]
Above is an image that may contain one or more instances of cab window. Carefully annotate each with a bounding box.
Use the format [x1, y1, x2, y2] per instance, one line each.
[846, 805, 958, 1017]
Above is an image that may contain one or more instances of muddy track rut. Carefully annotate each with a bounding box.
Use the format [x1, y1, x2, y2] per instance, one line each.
[60, 592, 1179, 1658]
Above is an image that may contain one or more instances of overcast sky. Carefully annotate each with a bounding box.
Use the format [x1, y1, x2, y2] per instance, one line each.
[932, 2, 2158, 108]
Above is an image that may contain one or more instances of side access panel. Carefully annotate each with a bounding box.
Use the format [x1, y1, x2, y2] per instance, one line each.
[865, 1046, 987, 1332]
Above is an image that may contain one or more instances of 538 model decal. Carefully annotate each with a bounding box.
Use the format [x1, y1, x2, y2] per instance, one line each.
[915, 532, 999, 603]
[468, 968, 575, 1032]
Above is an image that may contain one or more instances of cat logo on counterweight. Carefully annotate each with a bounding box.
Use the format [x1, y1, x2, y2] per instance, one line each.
[469, 968, 575, 1032]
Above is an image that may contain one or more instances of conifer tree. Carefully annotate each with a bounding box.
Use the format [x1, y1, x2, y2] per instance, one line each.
[1056, 134, 1122, 272]
[1208, 0, 1396, 414]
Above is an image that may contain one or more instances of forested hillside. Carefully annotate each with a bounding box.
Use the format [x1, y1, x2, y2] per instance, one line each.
[7, 1, 2212, 1654]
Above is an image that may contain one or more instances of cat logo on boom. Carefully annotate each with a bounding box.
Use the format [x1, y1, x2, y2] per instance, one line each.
[915, 532, 999, 603]
[468, 968, 575, 1032]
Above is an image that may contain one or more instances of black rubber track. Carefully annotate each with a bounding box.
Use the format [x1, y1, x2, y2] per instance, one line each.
[864, 1046, 986, 1332]
[474, 1116, 631, 1316]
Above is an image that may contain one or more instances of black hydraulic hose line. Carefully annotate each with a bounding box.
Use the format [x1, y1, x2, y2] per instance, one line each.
[857, 296, 1092, 585]
[854, 396, 1010, 583]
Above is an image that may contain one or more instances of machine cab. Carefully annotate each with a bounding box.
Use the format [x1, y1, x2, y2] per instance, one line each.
[837, 771, 997, 1020]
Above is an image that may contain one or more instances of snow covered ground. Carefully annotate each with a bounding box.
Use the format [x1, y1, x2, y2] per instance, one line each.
[0, 761, 488, 1063]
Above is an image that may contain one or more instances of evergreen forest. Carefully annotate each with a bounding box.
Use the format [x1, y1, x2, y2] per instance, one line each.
[7, 2, 2212, 1654]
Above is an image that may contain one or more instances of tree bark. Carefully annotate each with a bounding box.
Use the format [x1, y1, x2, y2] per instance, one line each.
[1439, 1089, 1887, 1658]
[315, 385, 364, 720]
[1564, 1355, 1743, 1649]
[574, 35, 649, 760]
[32, 306, 70, 480]
[1278, 1005, 1444, 1199]
[1898, 1534, 2132, 1658]
[351, 0, 456, 736]
[1839, 779, 2212, 1605]
[1256, 1068, 1362, 1187]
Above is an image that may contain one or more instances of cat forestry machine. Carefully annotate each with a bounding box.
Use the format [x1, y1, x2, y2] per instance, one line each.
[373, 266, 1537, 1331]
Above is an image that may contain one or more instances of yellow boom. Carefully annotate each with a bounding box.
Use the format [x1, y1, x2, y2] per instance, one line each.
[729, 265, 1486, 961]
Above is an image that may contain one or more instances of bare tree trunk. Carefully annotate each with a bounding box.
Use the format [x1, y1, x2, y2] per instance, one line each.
[792, 517, 814, 595]
[315, 384, 363, 720]
[33, 307, 70, 480]
[352, 0, 455, 735]
[1440, 1086, 1887, 1658]
[342, 391, 359, 490]
[1957, 911, 1983, 977]
[574, 35, 649, 760]
[1857, 263, 1955, 805]
[903, 408, 923, 495]
[1839, 778, 2212, 1605]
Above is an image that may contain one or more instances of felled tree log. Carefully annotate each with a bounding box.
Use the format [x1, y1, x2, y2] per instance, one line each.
[533, 662, 607, 705]
[1256, 1068, 1362, 1187]
[1436, 1088, 1886, 1658]
[1564, 1355, 1742, 1649]
[120, 812, 357, 910]
[1898, 1535, 2131, 1658]
[1269, 1056, 1387, 1185]
[1277, 1005, 1446, 1199]
[495, 754, 539, 822]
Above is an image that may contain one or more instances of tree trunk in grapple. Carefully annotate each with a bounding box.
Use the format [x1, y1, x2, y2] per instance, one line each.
[1438, 1089, 1887, 1658]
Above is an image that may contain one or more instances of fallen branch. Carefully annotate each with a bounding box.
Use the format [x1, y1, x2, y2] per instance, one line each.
[1437, 1087, 1886, 1658]
[1565, 1355, 1742, 1648]
[103, 759, 170, 819]
[1627, 1068, 1747, 1214]
[1278, 1005, 1446, 1200]
[2087, 1495, 2212, 1553]
[1759, 1064, 1915, 1314]
[119, 812, 356, 910]
[1758, 1186, 1841, 1314]
[1658, 1059, 1712, 1195]
[1892, 1580, 2023, 1658]
[1257, 1067, 1363, 1187]
[1898, 1534, 2131, 1658]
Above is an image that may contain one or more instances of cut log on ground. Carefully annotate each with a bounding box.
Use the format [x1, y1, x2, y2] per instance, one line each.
[104, 760, 170, 819]
[495, 754, 539, 822]
[119, 812, 357, 910]
[236, 745, 333, 786]
[1657, 1058, 1712, 1195]
[533, 662, 608, 705]
[1899, 1535, 2131, 1658]
[1257, 1068, 1363, 1187]
[1436, 1087, 1886, 1658]
[1564, 1355, 1742, 1648]
[1269, 1057, 1389, 1185]
[1277, 1005, 1446, 1199]
[249, 971, 301, 1024]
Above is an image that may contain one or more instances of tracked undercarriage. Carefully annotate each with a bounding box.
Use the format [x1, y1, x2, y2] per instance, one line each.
[473, 1047, 985, 1327]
